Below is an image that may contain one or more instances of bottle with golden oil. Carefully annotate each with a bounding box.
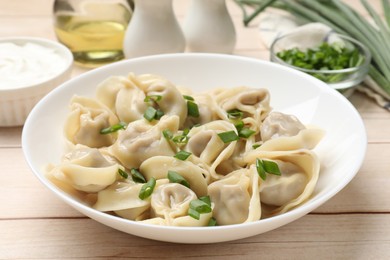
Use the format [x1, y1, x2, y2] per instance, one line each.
[53, 0, 133, 67]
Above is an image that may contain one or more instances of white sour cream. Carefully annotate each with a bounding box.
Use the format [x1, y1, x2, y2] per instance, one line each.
[0, 42, 67, 89]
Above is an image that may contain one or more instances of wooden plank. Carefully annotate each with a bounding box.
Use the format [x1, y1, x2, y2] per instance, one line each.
[1, 214, 390, 259]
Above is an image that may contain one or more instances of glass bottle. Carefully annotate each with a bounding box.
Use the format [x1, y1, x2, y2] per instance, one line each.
[123, 0, 185, 58]
[53, 0, 133, 67]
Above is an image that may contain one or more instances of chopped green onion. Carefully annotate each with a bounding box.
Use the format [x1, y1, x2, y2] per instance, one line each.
[118, 168, 128, 179]
[144, 107, 157, 121]
[183, 95, 195, 101]
[227, 109, 244, 120]
[208, 217, 217, 226]
[167, 170, 190, 188]
[188, 207, 200, 220]
[187, 100, 200, 117]
[138, 177, 156, 200]
[263, 160, 282, 176]
[218, 130, 239, 143]
[252, 143, 261, 149]
[256, 158, 266, 181]
[234, 120, 244, 131]
[174, 150, 192, 161]
[256, 158, 281, 181]
[130, 168, 146, 183]
[155, 109, 164, 120]
[188, 196, 212, 220]
[144, 95, 162, 103]
[172, 128, 190, 144]
[100, 122, 127, 134]
[143, 107, 164, 121]
[162, 129, 173, 140]
[239, 127, 256, 138]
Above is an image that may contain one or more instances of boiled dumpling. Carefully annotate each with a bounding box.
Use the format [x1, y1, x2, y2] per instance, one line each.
[64, 95, 119, 148]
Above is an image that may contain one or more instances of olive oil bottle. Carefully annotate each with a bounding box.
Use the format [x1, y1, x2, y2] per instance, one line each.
[53, 0, 132, 67]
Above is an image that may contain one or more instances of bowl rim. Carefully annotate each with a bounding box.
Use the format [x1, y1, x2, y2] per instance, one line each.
[270, 32, 372, 74]
[0, 36, 74, 91]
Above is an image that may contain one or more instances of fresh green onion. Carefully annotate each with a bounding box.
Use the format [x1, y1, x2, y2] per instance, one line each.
[144, 107, 164, 121]
[238, 127, 256, 138]
[100, 122, 126, 134]
[118, 168, 128, 179]
[187, 100, 200, 117]
[252, 143, 261, 149]
[183, 95, 195, 101]
[188, 196, 212, 220]
[162, 129, 173, 140]
[167, 170, 190, 188]
[144, 107, 157, 121]
[218, 130, 239, 143]
[138, 177, 156, 200]
[208, 217, 217, 226]
[256, 158, 281, 181]
[172, 128, 190, 144]
[227, 109, 244, 120]
[174, 150, 192, 161]
[130, 168, 146, 183]
[144, 95, 162, 103]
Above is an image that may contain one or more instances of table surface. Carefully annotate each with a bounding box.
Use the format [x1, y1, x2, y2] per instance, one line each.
[1, 0, 390, 259]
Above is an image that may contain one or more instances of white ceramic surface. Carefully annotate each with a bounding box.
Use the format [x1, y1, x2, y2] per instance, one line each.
[22, 53, 366, 243]
[0, 37, 73, 126]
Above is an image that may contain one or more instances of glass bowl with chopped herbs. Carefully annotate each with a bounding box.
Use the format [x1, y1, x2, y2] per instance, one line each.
[270, 32, 371, 90]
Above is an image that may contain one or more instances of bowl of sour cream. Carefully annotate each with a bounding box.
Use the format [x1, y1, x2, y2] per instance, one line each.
[0, 37, 73, 126]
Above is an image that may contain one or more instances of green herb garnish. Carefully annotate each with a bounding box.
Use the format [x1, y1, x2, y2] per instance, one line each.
[183, 95, 195, 101]
[227, 109, 244, 120]
[252, 143, 261, 149]
[174, 150, 192, 161]
[130, 168, 146, 183]
[188, 196, 212, 220]
[256, 158, 282, 181]
[144, 95, 162, 103]
[118, 168, 128, 179]
[167, 170, 190, 188]
[138, 177, 156, 200]
[100, 122, 126, 134]
[217, 130, 239, 143]
[144, 107, 164, 122]
[172, 128, 190, 144]
[208, 217, 217, 226]
[187, 100, 200, 117]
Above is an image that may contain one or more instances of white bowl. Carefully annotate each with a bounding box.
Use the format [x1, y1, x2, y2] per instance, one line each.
[22, 53, 366, 243]
[0, 37, 73, 126]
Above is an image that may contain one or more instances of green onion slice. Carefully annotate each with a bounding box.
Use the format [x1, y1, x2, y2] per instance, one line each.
[144, 107, 157, 121]
[252, 143, 261, 149]
[256, 158, 281, 180]
[174, 150, 192, 161]
[144, 95, 162, 103]
[118, 168, 128, 179]
[187, 100, 200, 117]
[162, 129, 173, 140]
[183, 95, 195, 101]
[218, 130, 239, 143]
[100, 122, 126, 134]
[155, 109, 164, 120]
[188, 196, 212, 220]
[167, 170, 190, 188]
[138, 177, 156, 200]
[130, 168, 146, 183]
[227, 109, 244, 120]
[208, 217, 217, 226]
[239, 127, 256, 138]
[188, 208, 200, 220]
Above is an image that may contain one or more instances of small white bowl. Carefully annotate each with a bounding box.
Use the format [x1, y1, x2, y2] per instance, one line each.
[22, 54, 366, 243]
[0, 37, 73, 126]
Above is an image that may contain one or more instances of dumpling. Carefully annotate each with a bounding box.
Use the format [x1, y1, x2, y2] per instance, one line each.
[96, 75, 148, 123]
[48, 145, 120, 193]
[140, 76, 187, 126]
[184, 120, 238, 179]
[243, 149, 320, 217]
[109, 115, 179, 169]
[64, 95, 119, 148]
[208, 166, 260, 225]
[139, 156, 208, 197]
[211, 86, 271, 123]
[93, 180, 150, 220]
[261, 111, 306, 141]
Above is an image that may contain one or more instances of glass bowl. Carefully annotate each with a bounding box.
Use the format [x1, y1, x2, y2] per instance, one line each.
[270, 32, 371, 91]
